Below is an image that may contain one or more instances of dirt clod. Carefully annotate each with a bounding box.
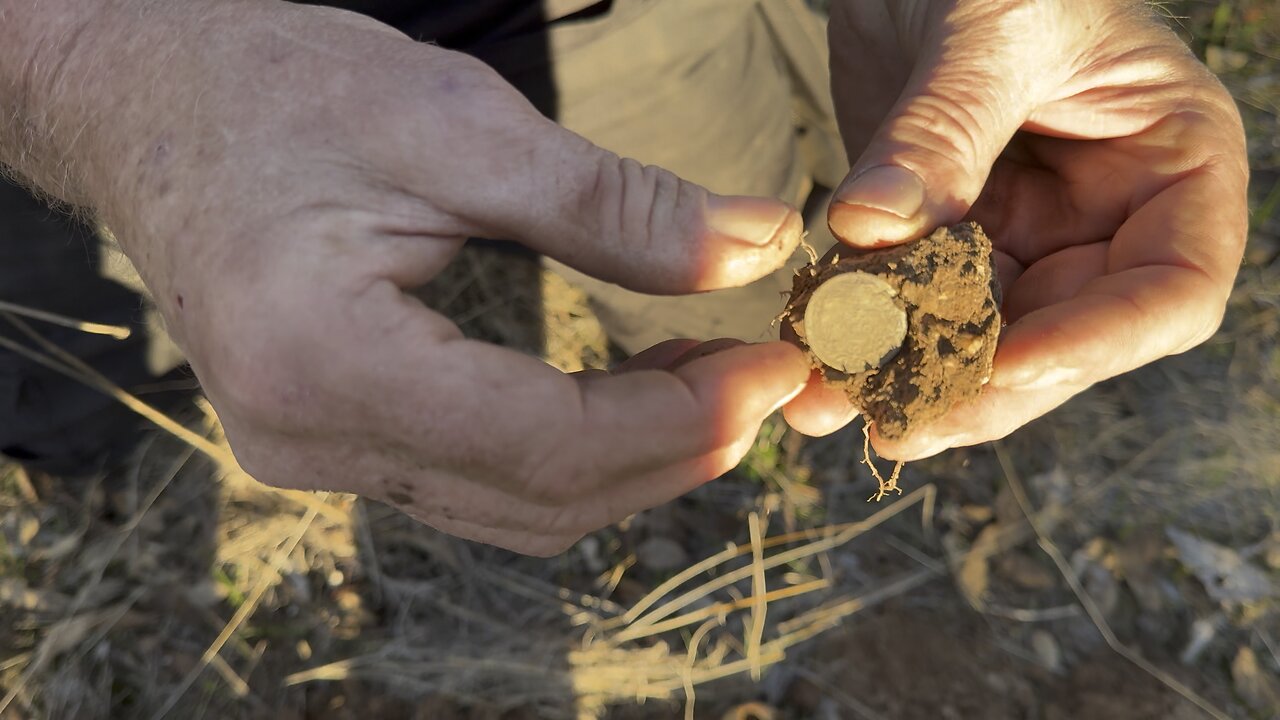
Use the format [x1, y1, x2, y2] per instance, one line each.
[784, 223, 1001, 439]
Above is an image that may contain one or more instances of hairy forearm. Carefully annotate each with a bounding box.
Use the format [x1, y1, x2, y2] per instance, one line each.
[0, 0, 301, 329]
[0, 0, 251, 227]
[0, 0, 121, 204]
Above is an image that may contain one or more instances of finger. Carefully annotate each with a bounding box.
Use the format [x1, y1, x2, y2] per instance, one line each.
[277, 329, 802, 546]
[448, 341, 806, 527]
[875, 266, 1220, 460]
[869, 382, 1081, 461]
[577, 342, 809, 482]
[227, 418, 622, 548]
[997, 159, 1247, 389]
[996, 267, 1224, 395]
[777, 293, 859, 437]
[349, 280, 811, 495]
[587, 416, 780, 528]
[1002, 242, 1108, 324]
[966, 146, 1125, 265]
[394, 53, 803, 295]
[392, 341, 782, 539]
[782, 369, 859, 438]
[970, 110, 1237, 267]
[827, 2, 1062, 247]
[517, 143, 805, 294]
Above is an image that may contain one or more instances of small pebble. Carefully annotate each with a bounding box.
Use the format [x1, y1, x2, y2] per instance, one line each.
[1031, 630, 1063, 673]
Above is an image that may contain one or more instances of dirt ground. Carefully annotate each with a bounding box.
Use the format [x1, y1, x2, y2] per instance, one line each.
[2, 1, 1279, 719]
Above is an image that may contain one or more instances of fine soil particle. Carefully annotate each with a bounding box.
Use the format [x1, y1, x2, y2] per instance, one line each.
[784, 222, 1002, 439]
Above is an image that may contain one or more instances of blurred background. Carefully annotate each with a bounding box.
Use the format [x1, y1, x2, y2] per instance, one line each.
[0, 1, 1277, 718]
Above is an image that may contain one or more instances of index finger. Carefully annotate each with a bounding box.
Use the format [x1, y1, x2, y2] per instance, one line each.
[349, 297, 811, 501]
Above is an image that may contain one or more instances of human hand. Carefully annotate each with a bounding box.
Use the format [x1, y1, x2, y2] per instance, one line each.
[20, 1, 813, 554]
[784, 0, 1249, 458]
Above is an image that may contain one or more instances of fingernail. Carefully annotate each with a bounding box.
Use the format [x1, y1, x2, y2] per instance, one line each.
[706, 196, 798, 247]
[835, 166, 926, 220]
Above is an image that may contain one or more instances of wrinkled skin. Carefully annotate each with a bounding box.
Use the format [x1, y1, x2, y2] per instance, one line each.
[784, 0, 1249, 459]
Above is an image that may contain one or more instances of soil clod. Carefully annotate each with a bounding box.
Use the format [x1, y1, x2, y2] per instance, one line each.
[784, 222, 1002, 439]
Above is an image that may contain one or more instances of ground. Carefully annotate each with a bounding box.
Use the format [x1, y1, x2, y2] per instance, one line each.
[1, 1, 1279, 719]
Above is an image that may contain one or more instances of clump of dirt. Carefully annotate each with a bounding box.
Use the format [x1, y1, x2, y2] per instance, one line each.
[784, 223, 1001, 439]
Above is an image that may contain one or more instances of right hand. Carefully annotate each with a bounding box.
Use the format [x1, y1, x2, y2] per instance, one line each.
[785, 0, 1248, 457]
[73, 2, 812, 554]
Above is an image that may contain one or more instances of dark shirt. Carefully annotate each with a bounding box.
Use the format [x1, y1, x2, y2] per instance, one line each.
[284, 1, 617, 248]
[291, 0, 599, 49]
[289, 0, 610, 117]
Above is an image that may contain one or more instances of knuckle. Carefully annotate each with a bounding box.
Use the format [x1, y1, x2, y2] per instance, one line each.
[581, 153, 692, 285]
[592, 155, 654, 246]
[588, 154, 626, 244]
[1156, 109, 1247, 178]
[892, 90, 992, 182]
[425, 50, 508, 98]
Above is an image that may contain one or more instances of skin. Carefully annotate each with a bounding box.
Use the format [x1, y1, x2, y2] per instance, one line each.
[0, 0, 1247, 553]
[787, 0, 1250, 461]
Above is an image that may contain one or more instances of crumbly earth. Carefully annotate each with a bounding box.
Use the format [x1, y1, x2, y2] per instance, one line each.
[784, 222, 1002, 439]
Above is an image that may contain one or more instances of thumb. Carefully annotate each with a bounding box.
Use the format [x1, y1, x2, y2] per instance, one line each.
[500, 125, 804, 296]
[414, 55, 804, 296]
[828, 7, 1052, 248]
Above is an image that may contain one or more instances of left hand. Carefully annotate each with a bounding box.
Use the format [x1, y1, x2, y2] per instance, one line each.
[783, 0, 1249, 458]
[2, 0, 812, 555]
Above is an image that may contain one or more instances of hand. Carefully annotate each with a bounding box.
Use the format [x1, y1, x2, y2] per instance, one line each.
[785, 0, 1249, 458]
[27, 2, 813, 554]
